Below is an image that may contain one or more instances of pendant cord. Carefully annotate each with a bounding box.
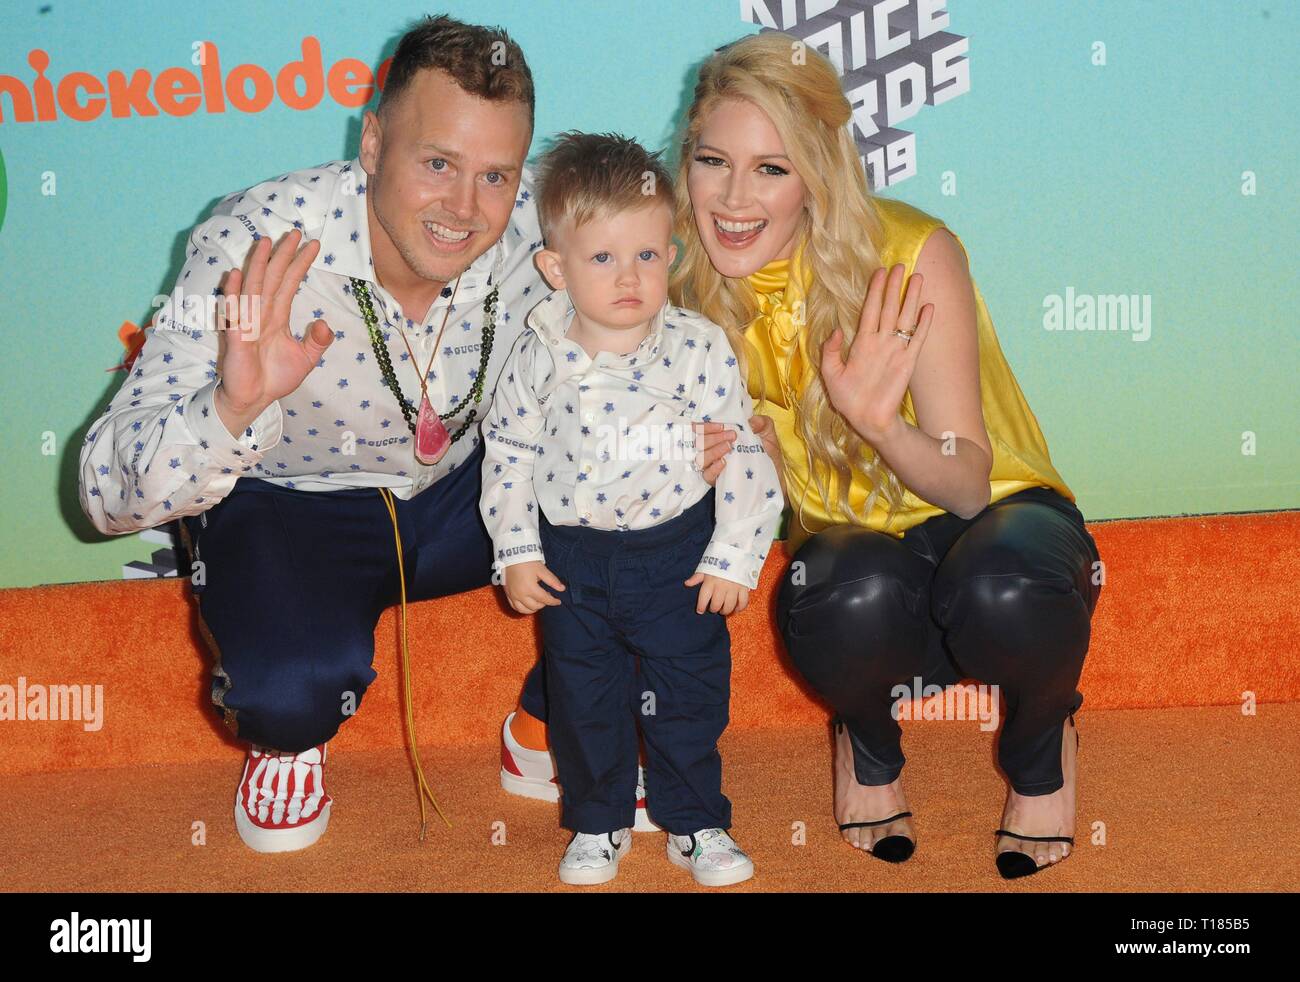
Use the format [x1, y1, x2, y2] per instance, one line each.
[391, 276, 461, 406]
[378, 485, 452, 839]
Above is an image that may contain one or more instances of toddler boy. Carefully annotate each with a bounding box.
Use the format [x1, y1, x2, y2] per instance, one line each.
[480, 132, 783, 886]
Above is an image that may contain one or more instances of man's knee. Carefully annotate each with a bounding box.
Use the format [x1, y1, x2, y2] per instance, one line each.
[220, 640, 377, 753]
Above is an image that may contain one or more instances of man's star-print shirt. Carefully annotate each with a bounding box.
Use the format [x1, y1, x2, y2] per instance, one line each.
[78, 157, 545, 535]
[480, 289, 785, 590]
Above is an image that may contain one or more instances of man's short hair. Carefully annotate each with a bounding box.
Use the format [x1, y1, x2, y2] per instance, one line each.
[378, 14, 534, 131]
[535, 132, 675, 244]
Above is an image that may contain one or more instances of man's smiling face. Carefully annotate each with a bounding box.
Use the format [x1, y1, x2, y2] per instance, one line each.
[360, 67, 532, 289]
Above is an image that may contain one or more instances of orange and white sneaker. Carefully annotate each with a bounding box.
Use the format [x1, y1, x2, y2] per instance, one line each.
[234, 743, 332, 853]
[500, 712, 661, 832]
[632, 768, 660, 832]
[500, 711, 561, 803]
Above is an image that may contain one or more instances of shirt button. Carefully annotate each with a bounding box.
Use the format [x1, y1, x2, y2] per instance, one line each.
[581, 511, 592, 520]
[583, 412, 594, 423]
[580, 462, 592, 474]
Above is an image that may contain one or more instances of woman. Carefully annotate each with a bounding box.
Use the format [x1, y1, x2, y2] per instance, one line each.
[503, 32, 1102, 879]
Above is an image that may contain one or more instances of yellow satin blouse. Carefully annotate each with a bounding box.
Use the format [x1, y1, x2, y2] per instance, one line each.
[742, 196, 1075, 554]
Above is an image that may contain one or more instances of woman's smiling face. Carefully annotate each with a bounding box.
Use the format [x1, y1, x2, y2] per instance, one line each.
[686, 97, 808, 279]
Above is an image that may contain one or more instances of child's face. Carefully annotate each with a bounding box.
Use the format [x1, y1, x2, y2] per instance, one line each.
[537, 201, 678, 330]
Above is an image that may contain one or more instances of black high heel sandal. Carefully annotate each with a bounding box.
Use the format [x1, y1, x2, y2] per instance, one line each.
[993, 710, 1080, 880]
[833, 717, 916, 864]
[839, 813, 916, 863]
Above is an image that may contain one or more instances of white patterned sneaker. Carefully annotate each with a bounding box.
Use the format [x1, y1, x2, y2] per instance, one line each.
[500, 713, 660, 832]
[666, 828, 754, 887]
[234, 743, 332, 853]
[558, 828, 632, 885]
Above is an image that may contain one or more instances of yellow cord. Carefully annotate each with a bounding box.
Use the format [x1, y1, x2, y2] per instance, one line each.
[378, 486, 452, 839]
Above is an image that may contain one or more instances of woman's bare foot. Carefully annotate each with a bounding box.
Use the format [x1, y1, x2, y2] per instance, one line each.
[995, 714, 1078, 872]
[832, 719, 915, 857]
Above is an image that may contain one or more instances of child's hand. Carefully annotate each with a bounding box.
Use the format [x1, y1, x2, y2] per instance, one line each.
[684, 571, 749, 615]
[503, 561, 566, 614]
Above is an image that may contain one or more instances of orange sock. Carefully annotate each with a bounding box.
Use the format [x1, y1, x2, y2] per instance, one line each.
[510, 703, 549, 751]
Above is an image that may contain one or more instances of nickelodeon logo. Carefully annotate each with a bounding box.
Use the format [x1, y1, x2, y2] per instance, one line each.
[0, 38, 391, 124]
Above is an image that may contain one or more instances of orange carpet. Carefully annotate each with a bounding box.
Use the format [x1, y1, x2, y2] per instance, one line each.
[0, 509, 1296, 891]
[1, 706, 1295, 892]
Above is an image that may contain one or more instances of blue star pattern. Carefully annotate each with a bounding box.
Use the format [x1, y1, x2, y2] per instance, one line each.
[480, 290, 784, 590]
[79, 158, 546, 534]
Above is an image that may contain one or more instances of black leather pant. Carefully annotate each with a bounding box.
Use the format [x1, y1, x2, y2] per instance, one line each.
[775, 486, 1102, 796]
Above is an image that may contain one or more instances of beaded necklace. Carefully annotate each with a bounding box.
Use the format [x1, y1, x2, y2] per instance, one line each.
[350, 276, 497, 465]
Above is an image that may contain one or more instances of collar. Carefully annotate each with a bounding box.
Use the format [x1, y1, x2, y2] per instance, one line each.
[314, 157, 505, 304]
[526, 289, 669, 361]
[744, 241, 811, 353]
[745, 239, 809, 299]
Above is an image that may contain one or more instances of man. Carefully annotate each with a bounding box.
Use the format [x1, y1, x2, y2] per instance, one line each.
[79, 14, 732, 853]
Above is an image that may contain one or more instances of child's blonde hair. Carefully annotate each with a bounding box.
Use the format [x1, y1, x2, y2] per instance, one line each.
[535, 131, 675, 244]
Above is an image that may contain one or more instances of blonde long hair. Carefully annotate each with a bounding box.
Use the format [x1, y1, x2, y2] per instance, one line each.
[669, 32, 908, 535]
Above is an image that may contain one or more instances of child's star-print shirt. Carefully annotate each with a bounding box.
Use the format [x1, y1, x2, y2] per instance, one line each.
[78, 157, 545, 535]
[480, 289, 785, 590]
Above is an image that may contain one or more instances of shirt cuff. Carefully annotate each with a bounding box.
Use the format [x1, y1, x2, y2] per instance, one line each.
[493, 537, 546, 572]
[696, 540, 762, 590]
[185, 380, 283, 472]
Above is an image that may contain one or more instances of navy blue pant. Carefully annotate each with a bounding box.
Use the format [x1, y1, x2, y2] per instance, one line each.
[774, 485, 1102, 796]
[537, 489, 732, 836]
[178, 441, 495, 753]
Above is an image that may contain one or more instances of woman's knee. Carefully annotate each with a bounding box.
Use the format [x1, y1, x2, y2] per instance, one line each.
[776, 524, 930, 674]
[938, 571, 1093, 679]
[935, 501, 1098, 615]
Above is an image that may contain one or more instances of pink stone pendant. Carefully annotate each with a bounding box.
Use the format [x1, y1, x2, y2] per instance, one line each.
[414, 394, 451, 465]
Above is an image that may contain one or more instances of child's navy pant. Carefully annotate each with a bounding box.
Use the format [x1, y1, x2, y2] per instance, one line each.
[538, 489, 733, 837]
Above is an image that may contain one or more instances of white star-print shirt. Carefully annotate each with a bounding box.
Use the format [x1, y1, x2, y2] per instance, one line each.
[79, 158, 545, 534]
[480, 290, 785, 590]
